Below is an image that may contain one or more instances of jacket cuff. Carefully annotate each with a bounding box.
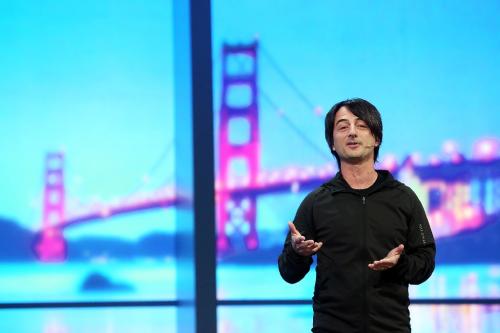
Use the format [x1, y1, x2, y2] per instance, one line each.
[285, 245, 312, 264]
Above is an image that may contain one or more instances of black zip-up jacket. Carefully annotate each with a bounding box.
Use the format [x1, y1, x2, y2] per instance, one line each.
[278, 170, 435, 333]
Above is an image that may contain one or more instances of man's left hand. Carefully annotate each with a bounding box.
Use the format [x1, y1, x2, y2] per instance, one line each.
[368, 244, 404, 271]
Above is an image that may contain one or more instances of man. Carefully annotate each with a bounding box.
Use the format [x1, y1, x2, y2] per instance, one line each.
[278, 98, 435, 333]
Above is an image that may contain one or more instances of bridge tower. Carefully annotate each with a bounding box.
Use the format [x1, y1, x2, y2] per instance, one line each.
[217, 41, 260, 252]
[34, 152, 67, 261]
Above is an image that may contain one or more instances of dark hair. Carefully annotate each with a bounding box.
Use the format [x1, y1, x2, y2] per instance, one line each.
[324, 98, 383, 168]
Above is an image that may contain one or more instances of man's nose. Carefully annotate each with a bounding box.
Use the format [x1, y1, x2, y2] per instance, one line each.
[348, 124, 358, 136]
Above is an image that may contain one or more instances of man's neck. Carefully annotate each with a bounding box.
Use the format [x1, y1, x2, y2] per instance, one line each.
[340, 162, 378, 190]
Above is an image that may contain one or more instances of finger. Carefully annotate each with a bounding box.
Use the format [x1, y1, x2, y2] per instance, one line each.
[369, 259, 395, 270]
[368, 262, 393, 270]
[296, 241, 321, 255]
[296, 239, 314, 249]
[370, 265, 389, 271]
[302, 241, 323, 255]
[293, 235, 305, 245]
[369, 260, 385, 267]
[288, 222, 301, 236]
[375, 258, 396, 266]
[311, 242, 323, 253]
[389, 244, 404, 256]
[376, 262, 394, 269]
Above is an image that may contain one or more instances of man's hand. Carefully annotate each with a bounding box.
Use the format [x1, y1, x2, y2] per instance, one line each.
[288, 222, 323, 256]
[368, 244, 404, 271]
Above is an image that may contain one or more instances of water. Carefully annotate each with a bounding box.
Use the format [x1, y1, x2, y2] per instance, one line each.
[1, 262, 498, 302]
[0, 260, 176, 302]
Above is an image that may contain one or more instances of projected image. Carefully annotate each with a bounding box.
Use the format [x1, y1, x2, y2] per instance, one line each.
[218, 305, 500, 333]
[0, 1, 178, 302]
[0, 307, 177, 333]
[212, 1, 500, 300]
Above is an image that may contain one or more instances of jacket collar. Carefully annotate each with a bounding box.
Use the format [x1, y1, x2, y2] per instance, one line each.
[322, 169, 400, 196]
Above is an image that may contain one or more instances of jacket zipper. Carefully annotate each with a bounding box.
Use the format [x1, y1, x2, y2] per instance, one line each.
[362, 195, 367, 333]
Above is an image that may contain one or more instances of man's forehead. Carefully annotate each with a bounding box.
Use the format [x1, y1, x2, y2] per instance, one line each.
[334, 107, 360, 123]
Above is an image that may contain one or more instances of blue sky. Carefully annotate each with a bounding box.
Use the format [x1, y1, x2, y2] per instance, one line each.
[0, 1, 499, 238]
[212, 0, 500, 169]
[0, 1, 175, 238]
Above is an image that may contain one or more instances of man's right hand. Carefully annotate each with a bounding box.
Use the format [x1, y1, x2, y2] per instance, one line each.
[289, 221, 323, 256]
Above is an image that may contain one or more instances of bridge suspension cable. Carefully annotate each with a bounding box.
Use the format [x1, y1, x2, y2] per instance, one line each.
[259, 88, 332, 162]
[256, 43, 332, 162]
[128, 140, 175, 195]
[260, 44, 320, 113]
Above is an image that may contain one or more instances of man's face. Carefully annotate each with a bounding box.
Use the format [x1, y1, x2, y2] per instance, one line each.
[331, 106, 379, 165]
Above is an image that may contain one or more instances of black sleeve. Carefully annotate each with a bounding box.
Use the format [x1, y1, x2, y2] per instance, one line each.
[390, 187, 436, 285]
[277, 190, 316, 284]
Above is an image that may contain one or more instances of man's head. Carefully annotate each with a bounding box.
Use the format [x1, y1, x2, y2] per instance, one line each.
[324, 98, 383, 168]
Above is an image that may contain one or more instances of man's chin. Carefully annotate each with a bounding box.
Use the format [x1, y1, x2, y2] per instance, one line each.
[343, 156, 371, 165]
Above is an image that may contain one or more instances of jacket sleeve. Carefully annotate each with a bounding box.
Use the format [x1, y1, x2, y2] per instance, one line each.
[390, 187, 436, 285]
[278, 191, 316, 284]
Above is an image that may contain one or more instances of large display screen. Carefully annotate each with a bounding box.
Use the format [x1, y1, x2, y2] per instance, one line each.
[212, 0, 500, 300]
[0, 1, 177, 302]
[218, 305, 499, 333]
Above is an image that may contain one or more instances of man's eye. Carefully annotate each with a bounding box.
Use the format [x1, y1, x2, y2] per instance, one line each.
[338, 126, 348, 131]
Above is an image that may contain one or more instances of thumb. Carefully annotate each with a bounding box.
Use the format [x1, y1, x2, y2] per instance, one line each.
[394, 244, 404, 255]
[288, 221, 301, 236]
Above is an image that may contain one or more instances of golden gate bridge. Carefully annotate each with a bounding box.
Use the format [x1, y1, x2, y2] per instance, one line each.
[33, 41, 500, 262]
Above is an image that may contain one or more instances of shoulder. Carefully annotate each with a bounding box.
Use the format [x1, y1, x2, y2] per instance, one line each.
[387, 180, 423, 212]
[296, 182, 334, 213]
[396, 182, 419, 200]
[378, 170, 416, 199]
[301, 185, 329, 205]
[296, 173, 343, 208]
